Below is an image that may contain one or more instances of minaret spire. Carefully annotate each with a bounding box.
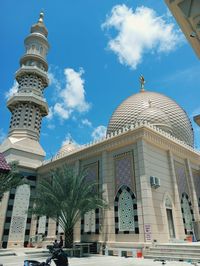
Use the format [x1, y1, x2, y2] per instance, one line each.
[38, 11, 44, 23]
[0, 13, 50, 167]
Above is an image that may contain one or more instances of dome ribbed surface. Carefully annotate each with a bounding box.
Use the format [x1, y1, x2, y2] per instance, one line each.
[107, 91, 194, 146]
[137, 106, 173, 134]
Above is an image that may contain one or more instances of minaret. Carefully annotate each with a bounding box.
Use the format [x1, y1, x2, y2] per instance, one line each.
[0, 12, 49, 168]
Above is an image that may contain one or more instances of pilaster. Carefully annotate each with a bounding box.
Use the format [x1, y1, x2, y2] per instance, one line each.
[185, 158, 200, 222]
[168, 150, 185, 239]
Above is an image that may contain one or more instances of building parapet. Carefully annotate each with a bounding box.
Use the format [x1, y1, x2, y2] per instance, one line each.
[42, 121, 200, 166]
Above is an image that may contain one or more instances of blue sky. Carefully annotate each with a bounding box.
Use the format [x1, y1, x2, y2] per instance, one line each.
[1, 0, 200, 158]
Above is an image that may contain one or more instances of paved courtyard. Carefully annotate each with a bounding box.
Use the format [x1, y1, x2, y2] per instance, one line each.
[0, 252, 199, 266]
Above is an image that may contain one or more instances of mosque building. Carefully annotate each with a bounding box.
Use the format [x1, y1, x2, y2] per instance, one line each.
[0, 12, 200, 251]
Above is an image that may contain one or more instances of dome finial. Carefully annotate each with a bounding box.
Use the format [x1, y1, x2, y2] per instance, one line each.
[38, 11, 44, 23]
[139, 75, 145, 92]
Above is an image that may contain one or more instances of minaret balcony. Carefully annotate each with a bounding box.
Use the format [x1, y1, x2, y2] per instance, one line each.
[25, 32, 49, 47]
[15, 66, 49, 87]
[20, 54, 48, 71]
[7, 93, 48, 116]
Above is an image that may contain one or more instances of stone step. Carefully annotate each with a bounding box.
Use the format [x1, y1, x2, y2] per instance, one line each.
[148, 247, 200, 253]
[0, 250, 16, 257]
[145, 250, 200, 258]
[144, 254, 200, 262]
[154, 244, 200, 249]
[25, 250, 49, 255]
[144, 243, 200, 262]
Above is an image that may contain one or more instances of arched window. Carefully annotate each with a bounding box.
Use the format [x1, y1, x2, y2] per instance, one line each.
[40, 46, 43, 55]
[181, 193, 195, 234]
[114, 185, 139, 234]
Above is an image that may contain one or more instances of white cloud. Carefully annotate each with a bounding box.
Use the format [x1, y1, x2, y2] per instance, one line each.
[5, 81, 18, 99]
[48, 67, 90, 121]
[48, 71, 61, 92]
[61, 68, 90, 112]
[82, 119, 92, 127]
[46, 106, 54, 120]
[0, 129, 6, 143]
[92, 125, 107, 141]
[54, 103, 71, 120]
[102, 5, 183, 69]
[47, 124, 55, 130]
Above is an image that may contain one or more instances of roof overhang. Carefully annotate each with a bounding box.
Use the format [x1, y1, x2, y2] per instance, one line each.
[194, 114, 200, 126]
[165, 0, 200, 58]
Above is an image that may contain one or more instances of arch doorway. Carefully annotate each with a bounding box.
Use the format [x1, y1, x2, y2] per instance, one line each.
[165, 196, 175, 238]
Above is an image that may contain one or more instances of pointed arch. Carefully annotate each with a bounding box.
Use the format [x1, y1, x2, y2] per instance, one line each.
[163, 193, 176, 238]
[114, 185, 139, 234]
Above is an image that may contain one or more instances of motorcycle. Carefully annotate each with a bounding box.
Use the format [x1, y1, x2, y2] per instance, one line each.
[24, 248, 69, 266]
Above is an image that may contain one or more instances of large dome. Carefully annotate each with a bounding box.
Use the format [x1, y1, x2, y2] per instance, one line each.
[107, 91, 194, 146]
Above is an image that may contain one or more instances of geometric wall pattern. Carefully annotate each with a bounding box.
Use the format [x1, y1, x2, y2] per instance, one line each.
[174, 161, 190, 199]
[38, 216, 46, 234]
[118, 189, 135, 231]
[81, 161, 100, 235]
[181, 193, 195, 235]
[9, 185, 30, 242]
[192, 170, 200, 211]
[114, 185, 139, 234]
[114, 152, 134, 193]
[84, 210, 96, 233]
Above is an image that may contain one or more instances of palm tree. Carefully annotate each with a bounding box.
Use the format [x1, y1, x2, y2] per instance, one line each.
[0, 161, 23, 201]
[32, 165, 107, 248]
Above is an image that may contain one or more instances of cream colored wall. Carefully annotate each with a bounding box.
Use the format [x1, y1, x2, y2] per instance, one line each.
[36, 126, 200, 246]
[139, 141, 185, 242]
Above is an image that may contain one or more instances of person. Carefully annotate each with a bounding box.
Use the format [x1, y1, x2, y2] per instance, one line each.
[53, 239, 59, 248]
[50, 248, 69, 266]
[59, 235, 64, 248]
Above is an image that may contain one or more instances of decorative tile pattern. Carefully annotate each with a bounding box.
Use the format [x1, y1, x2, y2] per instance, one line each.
[181, 193, 195, 235]
[84, 161, 99, 183]
[10, 216, 25, 234]
[38, 216, 46, 234]
[84, 210, 95, 233]
[9, 184, 30, 242]
[118, 190, 135, 231]
[114, 152, 134, 193]
[81, 161, 99, 235]
[0, 153, 11, 172]
[192, 170, 200, 209]
[114, 185, 139, 234]
[174, 161, 190, 198]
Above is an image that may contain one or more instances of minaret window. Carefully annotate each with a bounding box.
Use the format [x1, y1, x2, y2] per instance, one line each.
[40, 47, 43, 55]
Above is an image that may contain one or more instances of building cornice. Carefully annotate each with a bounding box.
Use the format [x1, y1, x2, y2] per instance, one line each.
[39, 122, 200, 171]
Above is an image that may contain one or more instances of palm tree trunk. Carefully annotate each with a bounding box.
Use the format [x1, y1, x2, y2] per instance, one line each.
[64, 227, 74, 248]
